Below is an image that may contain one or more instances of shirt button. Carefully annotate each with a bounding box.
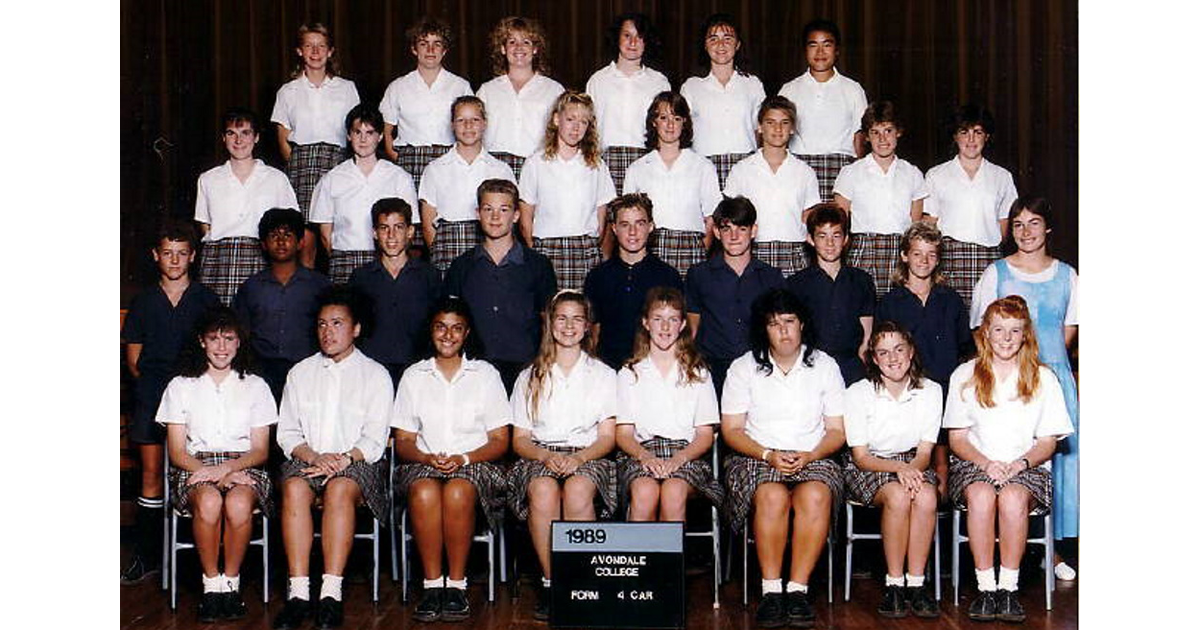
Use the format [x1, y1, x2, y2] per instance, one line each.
[493, 306, 499, 312]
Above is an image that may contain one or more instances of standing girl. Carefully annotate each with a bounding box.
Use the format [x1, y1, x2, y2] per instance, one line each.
[518, 91, 617, 291]
[679, 13, 766, 189]
[156, 307, 276, 622]
[508, 291, 618, 621]
[969, 197, 1078, 579]
[271, 23, 360, 268]
[616, 287, 723, 522]
[622, 92, 722, 278]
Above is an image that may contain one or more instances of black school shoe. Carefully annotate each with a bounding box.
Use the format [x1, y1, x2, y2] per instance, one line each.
[273, 597, 311, 629]
[315, 597, 344, 629]
[966, 590, 997, 622]
[119, 554, 160, 585]
[441, 588, 471, 622]
[995, 589, 1026, 623]
[755, 592, 787, 628]
[786, 591, 815, 628]
[413, 587, 444, 622]
[198, 592, 224, 624]
[877, 584, 909, 618]
[907, 585, 940, 618]
[222, 590, 248, 620]
[532, 586, 550, 622]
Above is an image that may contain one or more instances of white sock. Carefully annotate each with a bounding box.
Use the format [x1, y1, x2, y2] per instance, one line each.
[320, 574, 343, 601]
[202, 573, 225, 593]
[541, 576, 552, 588]
[223, 573, 240, 592]
[423, 576, 445, 590]
[975, 567, 997, 592]
[761, 578, 782, 594]
[446, 577, 468, 590]
[906, 573, 925, 588]
[786, 581, 808, 594]
[288, 576, 311, 601]
[998, 566, 1020, 591]
[885, 574, 905, 587]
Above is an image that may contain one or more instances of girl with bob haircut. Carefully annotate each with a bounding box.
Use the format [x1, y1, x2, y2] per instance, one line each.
[843, 321, 942, 619]
[615, 287, 724, 522]
[156, 307, 276, 622]
[969, 196, 1079, 580]
[508, 290, 618, 621]
[720, 288, 846, 628]
[392, 296, 511, 623]
[943, 295, 1073, 623]
[518, 91, 617, 291]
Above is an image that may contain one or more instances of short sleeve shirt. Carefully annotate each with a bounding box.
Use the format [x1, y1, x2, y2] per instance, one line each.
[511, 355, 618, 447]
[391, 358, 511, 455]
[232, 266, 331, 363]
[476, 73, 565, 157]
[584, 254, 684, 369]
[156, 373, 278, 455]
[784, 265, 876, 384]
[271, 75, 360, 147]
[418, 149, 516, 222]
[777, 69, 868, 156]
[832, 156, 928, 235]
[309, 159, 419, 250]
[379, 68, 472, 147]
[844, 377, 942, 457]
[876, 284, 972, 388]
[585, 62, 671, 149]
[519, 150, 617, 238]
[680, 72, 766, 156]
[686, 256, 785, 361]
[277, 349, 393, 463]
[123, 282, 221, 375]
[617, 359, 719, 443]
[195, 160, 299, 241]
[723, 150, 822, 242]
[721, 349, 846, 452]
[923, 157, 1018, 247]
[348, 258, 441, 368]
[622, 149, 722, 232]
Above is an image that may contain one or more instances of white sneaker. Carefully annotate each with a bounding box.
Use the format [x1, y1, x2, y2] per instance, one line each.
[1053, 562, 1076, 581]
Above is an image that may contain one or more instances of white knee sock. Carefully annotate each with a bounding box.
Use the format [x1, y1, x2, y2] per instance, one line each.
[288, 576, 310, 601]
[320, 574, 343, 601]
[998, 566, 1020, 591]
[975, 567, 997, 592]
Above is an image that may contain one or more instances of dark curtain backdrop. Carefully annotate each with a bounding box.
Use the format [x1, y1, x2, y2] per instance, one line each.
[120, 0, 1077, 301]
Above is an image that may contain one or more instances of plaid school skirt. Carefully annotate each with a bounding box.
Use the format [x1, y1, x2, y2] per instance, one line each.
[617, 437, 725, 510]
[169, 451, 274, 517]
[947, 455, 1052, 514]
[940, 237, 1000, 306]
[432, 220, 481, 273]
[491, 152, 527, 181]
[847, 232, 902, 301]
[328, 249, 376, 284]
[842, 449, 939, 505]
[708, 152, 753, 190]
[507, 444, 619, 522]
[199, 237, 266, 306]
[394, 144, 450, 193]
[533, 234, 601, 292]
[603, 146, 649, 195]
[394, 460, 509, 531]
[753, 240, 808, 277]
[287, 143, 344, 218]
[650, 228, 706, 279]
[280, 457, 390, 523]
[794, 153, 855, 203]
[723, 454, 844, 534]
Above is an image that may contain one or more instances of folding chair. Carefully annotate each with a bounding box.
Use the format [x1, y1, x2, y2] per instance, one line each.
[842, 499, 941, 601]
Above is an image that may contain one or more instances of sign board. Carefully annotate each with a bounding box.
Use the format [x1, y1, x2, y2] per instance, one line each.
[549, 521, 685, 629]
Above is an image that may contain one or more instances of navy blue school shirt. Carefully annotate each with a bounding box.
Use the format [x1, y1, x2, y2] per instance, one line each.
[122, 281, 220, 375]
[785, 264, 875, 384]
[349, 258, 440, 370]
[686, 255, 785, 362]
[876, 283, 973, 389]
[232, 266, 331, 363]
[443, 241, 557, 365]
[584, 253, 684, 369]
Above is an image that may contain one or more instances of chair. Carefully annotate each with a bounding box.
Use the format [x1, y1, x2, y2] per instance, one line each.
[397, 507, 506, 603]
[950, 505, 1054, 610]
[842, 499, 941, 602]
[163, 450, 269, 610]
[683, 437, 722, 608]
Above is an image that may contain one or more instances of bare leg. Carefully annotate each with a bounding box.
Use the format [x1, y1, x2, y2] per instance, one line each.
[190, 485, 224, 578]
[787, 482, 831, 584]
[875, 483, 911, 578]
[562, 476, 598, 521]
[408, 479, 445, 580]
[628, 478, 661, 521]
[963, 482, 998, 570]
[443, 479, 478, 582]
[906, 484, 939, 576]
[321, 477, 363, 576]
[281, 477, 316, 577]
[753, 483, 790, 581]
[140, 444, 165, 499]
[527, 477, 561, 579]
[997, 485, 1032, 570]
[222, 485, 257, 577]
[658, 478, 693, 522]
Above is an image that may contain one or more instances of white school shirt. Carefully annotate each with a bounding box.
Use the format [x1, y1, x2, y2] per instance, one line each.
[418, 148, 516, 222]
[270, 75, 360, 147]
[194, 160, 299, 241]
[379, 68, 473, 147]
[476, 73, 565, 157]
[832, 155, 928, 235]
[511, 355, 618, 448]
[721, 348, 846, 452]
[391, 358, 511, 455]
[722, 150, 822, 242]
[616, 359, 719, 443]
[778, 69, 868, 156]
[585, 62, 671, 149]
[843, 378, 943, 457]
[156, 373, 278, 455]
[519, 150, 617, 238]
[968, 260, 1079, 329]
[622, 149, 721, 232]
[679, 72, 766, 156]
[277, 349, 393, 464]
[942, 360, 1073, 464]
[923, 157, 1018, 247]
[309, 158, 418, 250]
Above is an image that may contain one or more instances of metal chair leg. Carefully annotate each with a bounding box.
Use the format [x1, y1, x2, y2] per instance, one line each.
[372, 518, 380, 603]
[262, 514, 270, 604]
[843, 503, 853, 602]
[951, 509, 960, 604]
[933, 512, 941, 601]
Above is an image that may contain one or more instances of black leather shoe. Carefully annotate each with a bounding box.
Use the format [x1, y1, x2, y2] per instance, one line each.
[441, 588, 471, 622]
[785, 590, 815, 628]
[198, 592, 224, 624]
[533, 585, 551, 622]
[995, 589, 1026, 623]
[222, 590, 248, 620]
[755, 592, 787, 628]
[273, 597, 311, 629]
[413, 587, 443, 622]
[967, 590, 997, 622]
[119, 554, 160, 585]
[877, 584, 909, 618]
[907, 585, 939, 618]
[315, 597, 343, 629]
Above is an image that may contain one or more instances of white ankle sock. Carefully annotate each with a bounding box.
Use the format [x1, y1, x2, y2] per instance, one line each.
[786, 581, 808, 594]
[288, 576, 311, 600]
[975, 567, 997, 592]
[541, 576, 552, 588]
[423, 576, 445, 590]
[223, 573, 240, 592]
[202, 573, 225, 593]
[320, 574, 343, 601]
[905, 573, 925, 588]
[446, 577, 468, 590]
[761, 578, 782, 594]
[998, 566, 1020, 591]
[885, 574, 905, 587]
